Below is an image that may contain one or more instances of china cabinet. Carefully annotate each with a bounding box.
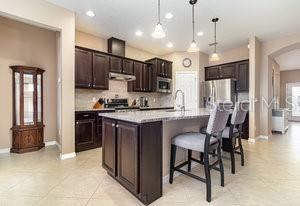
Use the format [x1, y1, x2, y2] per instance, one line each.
[10, 66, 45, 153]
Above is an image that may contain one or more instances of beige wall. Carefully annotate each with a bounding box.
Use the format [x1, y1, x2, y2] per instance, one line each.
[270, 58, 280, 107]
[0, 0, 75, 155]
[0, 16, 58, 148]
[76, 31, 158, 61]
[208, 45, 249, 66]
[280, 69, 300, 107]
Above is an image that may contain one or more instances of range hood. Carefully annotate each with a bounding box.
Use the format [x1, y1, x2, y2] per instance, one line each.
[109, 72, 136, 82]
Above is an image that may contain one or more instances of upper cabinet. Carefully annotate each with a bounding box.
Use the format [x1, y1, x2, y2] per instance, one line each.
[205, 60, 249, 92]
[146, 58, 173, 79]
[93, 53, 109, 90]
[236, 61, 249, 92]
[75, 48, 93, 88]
[128, 62, 152, 92]
[110, 56, 123, 73]
[122, 59, 134, 75]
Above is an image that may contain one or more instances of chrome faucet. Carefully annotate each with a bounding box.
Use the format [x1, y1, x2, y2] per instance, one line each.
[175, 90, 185, 112]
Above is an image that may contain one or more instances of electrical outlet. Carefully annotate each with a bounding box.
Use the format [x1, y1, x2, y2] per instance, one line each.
[92, 97, 97, 102]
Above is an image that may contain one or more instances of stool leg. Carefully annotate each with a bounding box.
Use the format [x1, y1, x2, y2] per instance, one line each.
[188, 149, 192, 172]
[217, 142, 224, 187]
[169, 144, 177, 184]
[238, 133, 245, 166]
[200, 152, 204, 163]
[204, 150, 211, 202]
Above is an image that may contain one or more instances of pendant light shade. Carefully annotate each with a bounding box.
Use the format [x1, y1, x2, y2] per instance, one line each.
[210, 18, 220, 61]
[187, 0, 199, 52]
[188, 41, 199, 52]
[152, 0, 165, 39]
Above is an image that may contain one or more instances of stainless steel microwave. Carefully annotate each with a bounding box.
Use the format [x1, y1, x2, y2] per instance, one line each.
[157, 77, 172, 93]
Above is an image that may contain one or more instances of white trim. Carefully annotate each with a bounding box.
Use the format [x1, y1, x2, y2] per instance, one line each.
[45, 140, 57, 146]
[248, 138, 256, 143]
[60, 152, 76, 160]
[248, 135, 269, 143]
[0, 148, 10, 154]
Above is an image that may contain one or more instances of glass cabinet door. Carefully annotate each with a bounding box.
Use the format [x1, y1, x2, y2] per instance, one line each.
[37, 74, 42, 123]
[14, 72, 21, 126]
[23, 74, 34, 125]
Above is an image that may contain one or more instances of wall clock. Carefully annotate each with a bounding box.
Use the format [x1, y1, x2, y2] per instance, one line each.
[182, 58, 192, 68]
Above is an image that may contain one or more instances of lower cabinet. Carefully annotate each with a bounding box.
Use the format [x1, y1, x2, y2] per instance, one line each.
[102, 118, 162, 205]
[117, 122, 139, 193]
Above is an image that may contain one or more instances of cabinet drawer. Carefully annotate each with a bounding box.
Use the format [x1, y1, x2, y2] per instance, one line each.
[76, 112, 95, 120]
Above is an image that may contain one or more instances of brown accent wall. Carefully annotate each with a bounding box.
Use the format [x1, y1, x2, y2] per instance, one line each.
[280, 69, 300, 107]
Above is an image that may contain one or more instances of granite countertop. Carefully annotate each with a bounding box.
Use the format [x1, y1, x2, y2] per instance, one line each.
[75, 106, 174, 112]
[100, 108, 210, 123]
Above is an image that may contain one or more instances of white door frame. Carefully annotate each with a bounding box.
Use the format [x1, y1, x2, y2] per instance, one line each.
[175, 71, 199, 109]
[286, 82, 300, 121]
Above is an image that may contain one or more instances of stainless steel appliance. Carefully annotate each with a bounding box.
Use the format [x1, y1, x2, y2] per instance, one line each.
[157, 77, 172, 93]
[109, 72, 136, 82]
[202, 79, 237, 107]
[139, 97, 149, 108]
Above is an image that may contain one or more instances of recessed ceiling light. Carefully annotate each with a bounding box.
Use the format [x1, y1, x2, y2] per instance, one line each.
[165, 13, 173, 19]
[135, 30, 143, 36]
[167, 42, 174, 48]
[197, 31, 204, 36]
[86, 10, 95, 17]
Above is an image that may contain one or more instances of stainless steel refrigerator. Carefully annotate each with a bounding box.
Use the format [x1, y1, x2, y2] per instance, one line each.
[202, 79, 237, 108]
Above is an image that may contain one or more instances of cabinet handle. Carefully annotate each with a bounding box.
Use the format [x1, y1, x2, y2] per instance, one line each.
[76, 122, 79, 124]
[112, 123, 115, 127]
[88, 83, 91, 87]
[116, 125, 119, 128]
[83, 114, 89, 117]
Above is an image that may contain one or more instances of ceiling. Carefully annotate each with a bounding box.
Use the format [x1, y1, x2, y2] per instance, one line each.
[47, 0, 300, 55]
[275, 49, 300, 71]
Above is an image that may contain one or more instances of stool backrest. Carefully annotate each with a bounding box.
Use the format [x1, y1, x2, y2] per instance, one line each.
[231, 102, 249, 125]
[206, 104, 231, 135]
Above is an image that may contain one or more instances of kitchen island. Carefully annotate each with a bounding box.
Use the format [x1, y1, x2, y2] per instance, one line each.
[101, 108, 210, 205]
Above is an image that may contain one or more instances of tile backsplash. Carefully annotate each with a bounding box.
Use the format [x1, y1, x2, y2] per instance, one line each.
[76, 80, 174, 109]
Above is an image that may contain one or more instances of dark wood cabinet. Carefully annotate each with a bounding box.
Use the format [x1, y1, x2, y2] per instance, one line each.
[128, 62, 152, 92]
[102, 119, 162, 205]
[236, 61, 249, 92]
[93, 53, 109, 89]
[205, 66, 220, 80]
[220, 64, 236, 78]
[102, 118, 117, 176]
[75, 118, 95, 151]
[205, 60, 249, 92]
[110, 56, 123, 73]
[75, 48, 92, 88]
[122, 59, 134, 75]
[117, 122, 139, 194]
[147, 58, 172, 79]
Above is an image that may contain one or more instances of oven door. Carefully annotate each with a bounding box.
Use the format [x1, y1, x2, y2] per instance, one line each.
[157, 77, 172, 93]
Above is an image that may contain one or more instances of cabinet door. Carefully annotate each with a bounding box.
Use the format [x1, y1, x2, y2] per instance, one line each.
[220, 64, 236, 79]
[159, 60, 166, 77]
[143, 65, 152, 92]
[75, 119, 95, 152]
[166, 62, 172, 79]
[117, 121, 139, 194]
[236, 61, 249, 92]
[75, 48, 92, 88]
[122, 59, 134, 75]
[133, 62, 143, 91]
[205, 66, 220, 80]
[93, 53, 109, 90]
[110, 56, 122, 73]
[102, 119, 117, 176]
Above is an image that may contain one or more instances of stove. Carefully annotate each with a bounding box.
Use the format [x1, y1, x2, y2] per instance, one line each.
[105, 98, 140, 112]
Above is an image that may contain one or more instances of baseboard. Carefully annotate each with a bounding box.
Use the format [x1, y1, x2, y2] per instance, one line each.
[0, 148, 10, 154]
[248, 135, 269, 143]
[45, 140, 57, 146]
[60, 152, 76, 160]
[162, 161, 198, 184]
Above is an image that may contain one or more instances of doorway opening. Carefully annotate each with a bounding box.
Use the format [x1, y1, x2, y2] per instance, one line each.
[286, 83, 300, 121]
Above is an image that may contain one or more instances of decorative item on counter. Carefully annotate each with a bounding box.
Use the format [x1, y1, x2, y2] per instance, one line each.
[93, 98, 105, 109]
[131, 99, 137, 107]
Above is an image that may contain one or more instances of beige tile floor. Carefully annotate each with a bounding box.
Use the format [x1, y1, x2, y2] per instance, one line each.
[1, 122, 300, 206]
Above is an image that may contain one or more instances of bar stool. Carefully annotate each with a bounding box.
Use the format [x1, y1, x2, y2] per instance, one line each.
[169, 105, 230, 202]
[200, 102, 249, 174]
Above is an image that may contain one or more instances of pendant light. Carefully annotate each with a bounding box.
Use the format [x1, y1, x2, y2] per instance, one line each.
[152, 0, 166, 39]
[209, 18, 220, 61]
[187, 0, 199, 53]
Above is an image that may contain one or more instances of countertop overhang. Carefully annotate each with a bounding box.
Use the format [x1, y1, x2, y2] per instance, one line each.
[100, 108, 210, 123]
